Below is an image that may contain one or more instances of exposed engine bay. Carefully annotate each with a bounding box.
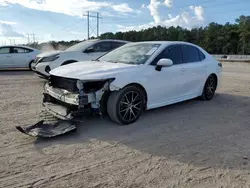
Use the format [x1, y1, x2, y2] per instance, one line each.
[16, 75, 116, 138]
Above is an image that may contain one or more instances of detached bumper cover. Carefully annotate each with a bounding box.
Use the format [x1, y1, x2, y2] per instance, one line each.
[16, 120, 76, 138]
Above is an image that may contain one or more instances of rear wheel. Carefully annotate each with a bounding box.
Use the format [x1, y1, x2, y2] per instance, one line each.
[200, 75, 217, 101]
[107, 86, 145, 125]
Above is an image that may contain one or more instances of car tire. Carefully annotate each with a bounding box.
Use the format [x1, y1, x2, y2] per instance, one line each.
[200, 74, 217, 101]
[28, 60, 34, 70]
[107, 85, 146, 125]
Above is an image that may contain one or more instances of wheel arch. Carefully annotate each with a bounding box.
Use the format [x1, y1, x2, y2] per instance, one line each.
[124, 83, 148, 104]
[28, 59, 34, 70]
[101, 82, 148, 115]
[208, 73, 218, 89]
[112, 82, 148, 109]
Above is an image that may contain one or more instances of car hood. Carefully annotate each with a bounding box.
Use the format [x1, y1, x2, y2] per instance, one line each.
[37, 50, 63, 57]
[50, 61, 139, 80]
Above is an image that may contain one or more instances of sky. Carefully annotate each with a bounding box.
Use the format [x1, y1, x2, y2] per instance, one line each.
[0, 0, 249, 44]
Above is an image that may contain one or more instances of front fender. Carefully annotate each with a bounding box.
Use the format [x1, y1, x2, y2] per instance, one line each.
[109, 76, 146, 92]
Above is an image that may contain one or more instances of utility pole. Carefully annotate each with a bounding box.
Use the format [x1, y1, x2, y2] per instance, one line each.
[27, 34, 30, 44]
[97, 12, 99, 37]
[243, 37, 246, 55]
[32, 33, 36, 43]
[83, 11, 102, 39]
[87, 11, 90, 40]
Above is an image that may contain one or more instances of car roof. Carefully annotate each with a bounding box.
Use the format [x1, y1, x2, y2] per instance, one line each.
[92, 39, 131, 43]
[132, 41, 198, 46]
[0, 45, 38, 50]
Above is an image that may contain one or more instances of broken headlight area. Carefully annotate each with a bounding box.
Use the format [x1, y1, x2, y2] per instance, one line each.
[16, 78, 115, 138]
[45, 77, 115, 117]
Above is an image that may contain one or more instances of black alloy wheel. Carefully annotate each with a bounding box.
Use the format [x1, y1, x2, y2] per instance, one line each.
[107, 86, 145, 125]
[201, 75, 217, 100]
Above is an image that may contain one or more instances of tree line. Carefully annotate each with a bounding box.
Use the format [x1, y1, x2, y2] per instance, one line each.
[100, 15, 250, 55]
[29, 15, 250, 55]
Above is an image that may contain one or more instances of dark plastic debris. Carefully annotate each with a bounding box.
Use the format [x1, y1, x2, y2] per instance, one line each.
[16, 120, 76, 138]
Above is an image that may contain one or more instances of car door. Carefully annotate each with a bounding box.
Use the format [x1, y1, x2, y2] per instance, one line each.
[146, 44, 188, 108]
[181, 44, 207, 96]
[0, 47, 12, 68]
[11, 47, 33, 68]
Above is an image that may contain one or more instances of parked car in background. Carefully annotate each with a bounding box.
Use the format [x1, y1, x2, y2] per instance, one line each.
[32, 39, 130, 78]
[42, 41, 222, 125]
[0, 45, 40, 69]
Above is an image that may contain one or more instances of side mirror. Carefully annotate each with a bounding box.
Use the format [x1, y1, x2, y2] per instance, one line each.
[155, 58, 173, 71]
[84, 47, 95, 53]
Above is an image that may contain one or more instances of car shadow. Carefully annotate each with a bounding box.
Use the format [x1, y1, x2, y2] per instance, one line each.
[0, 70, 32, 76]
[33, 93, 250, 170]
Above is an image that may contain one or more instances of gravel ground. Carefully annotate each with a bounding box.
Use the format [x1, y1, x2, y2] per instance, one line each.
[0, 62, 250, 188]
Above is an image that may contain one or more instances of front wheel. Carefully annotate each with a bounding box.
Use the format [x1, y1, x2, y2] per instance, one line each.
[200, 75, 217, 101]
[107, 86, 146, 125]
[28, 60, 34, 70]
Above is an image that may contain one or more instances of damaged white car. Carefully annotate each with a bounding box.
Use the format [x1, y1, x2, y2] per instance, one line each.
[39, 41, 222, 126]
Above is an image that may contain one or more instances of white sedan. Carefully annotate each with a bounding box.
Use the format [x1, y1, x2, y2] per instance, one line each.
[0, 45, 41, 69]
[42, 41, 222, 125]
[32, 39, 129, 78]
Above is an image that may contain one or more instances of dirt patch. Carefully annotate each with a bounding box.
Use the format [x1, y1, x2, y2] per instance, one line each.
[0, 64, 250, 188]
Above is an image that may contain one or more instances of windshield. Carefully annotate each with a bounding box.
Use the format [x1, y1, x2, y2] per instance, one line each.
[65, 40, 96, 51]
[99, 43, 161, 65]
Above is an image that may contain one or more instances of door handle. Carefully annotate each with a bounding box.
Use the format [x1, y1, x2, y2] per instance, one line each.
[6, 55, 11, 58]
[181, 68, 187, 72]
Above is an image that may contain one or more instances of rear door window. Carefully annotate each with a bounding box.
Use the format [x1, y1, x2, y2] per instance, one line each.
[0, 47, 11, 54]
[13, 47, 33, 53]
[111, 42, 126, 50]
[182, 45, 201, 63]
[198, 50, 206, 61]
[93, 42, 112, 52]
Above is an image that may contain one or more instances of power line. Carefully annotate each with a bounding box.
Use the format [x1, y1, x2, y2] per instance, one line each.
[102, 0, 249, 24]
[82, 11, 102, 39]
[59, 19, 84, 32]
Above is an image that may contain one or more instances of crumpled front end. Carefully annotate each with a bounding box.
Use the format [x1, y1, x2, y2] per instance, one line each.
[16, 75, 116, 138]
[42, 75, 115, 120]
